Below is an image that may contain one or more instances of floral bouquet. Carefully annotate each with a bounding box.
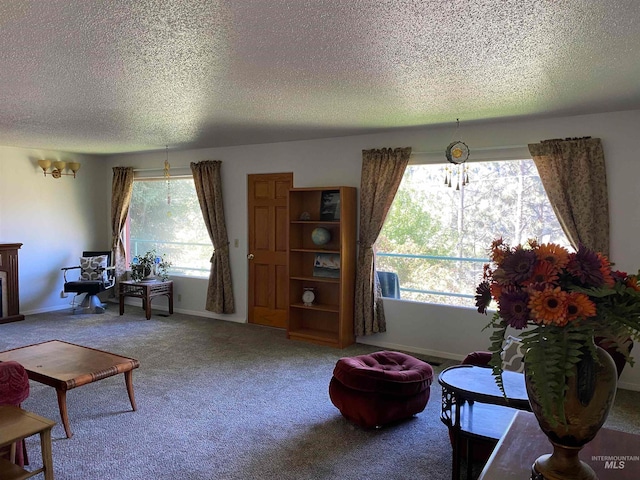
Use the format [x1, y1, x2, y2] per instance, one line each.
[475, 238, 640, 419]
[130, 249, 171, 281]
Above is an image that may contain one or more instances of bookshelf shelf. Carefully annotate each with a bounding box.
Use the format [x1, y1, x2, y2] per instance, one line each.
[290, 302, 340, 313]
[290, 276, 340, 284]
[290, 248, 340, 254]
[287, 187, 356, 348]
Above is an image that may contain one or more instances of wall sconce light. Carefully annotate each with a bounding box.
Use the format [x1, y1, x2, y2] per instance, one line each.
[37, 159, 81, 178]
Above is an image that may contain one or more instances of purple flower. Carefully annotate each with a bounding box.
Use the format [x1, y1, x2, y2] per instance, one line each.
[501, 247, 537, 283]
[475, 281, 491, 314]
[567, 245, 604, 287]
[498, 289, 530, 329]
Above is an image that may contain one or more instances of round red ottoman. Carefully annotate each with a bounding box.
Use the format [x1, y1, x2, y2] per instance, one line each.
[329, 351, 433, 429]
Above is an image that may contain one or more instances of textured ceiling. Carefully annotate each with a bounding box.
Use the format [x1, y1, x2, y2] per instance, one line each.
[1, 0, 640, 155]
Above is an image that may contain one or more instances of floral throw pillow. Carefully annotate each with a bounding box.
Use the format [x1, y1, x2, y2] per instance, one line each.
[79, 255, 108, 283]
[500, 335, 525, 373]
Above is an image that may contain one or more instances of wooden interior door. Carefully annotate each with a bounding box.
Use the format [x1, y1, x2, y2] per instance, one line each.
[247, 173, 293, 328]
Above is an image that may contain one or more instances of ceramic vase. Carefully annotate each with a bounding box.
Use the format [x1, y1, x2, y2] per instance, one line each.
[525, 342, 618, 480]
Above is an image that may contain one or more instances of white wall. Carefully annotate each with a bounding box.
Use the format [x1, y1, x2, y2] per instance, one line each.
[0, 146, 107, 313]
[2, 109, 638, 390]
[104, 109, 640, 390]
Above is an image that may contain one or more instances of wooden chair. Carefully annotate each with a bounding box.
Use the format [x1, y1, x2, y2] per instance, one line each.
[0, 361, 30, 466]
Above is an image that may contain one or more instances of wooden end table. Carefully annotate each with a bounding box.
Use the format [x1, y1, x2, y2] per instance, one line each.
[0, 406, 56, 479]
[439, 364, 531, 480]
[0, 340, 139, 438]
[119, 279, 173, 320]
[479, 410, 640, 479]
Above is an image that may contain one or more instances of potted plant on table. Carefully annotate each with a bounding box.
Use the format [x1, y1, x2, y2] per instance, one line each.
[130, 249, 171, 282]
[474, 238, 640, 479]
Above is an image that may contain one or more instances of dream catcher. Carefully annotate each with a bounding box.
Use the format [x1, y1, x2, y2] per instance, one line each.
[443, 119, 470, 190]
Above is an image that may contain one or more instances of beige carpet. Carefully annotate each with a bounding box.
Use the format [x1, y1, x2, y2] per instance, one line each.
[1, 307, 638, 479]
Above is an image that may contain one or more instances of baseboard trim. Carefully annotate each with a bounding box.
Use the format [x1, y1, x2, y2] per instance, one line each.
[114, 298, 246, 323]
[617, 380, 640, 392]
[355, 337, 466, 362]
[22, 304, 71, 315]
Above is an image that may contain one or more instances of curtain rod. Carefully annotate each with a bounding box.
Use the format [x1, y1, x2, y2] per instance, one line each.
[132, 166, 191, 173]
[132, 167, 191, 172]
[411, 144, 528, 155]
[132, 166, 192, 179]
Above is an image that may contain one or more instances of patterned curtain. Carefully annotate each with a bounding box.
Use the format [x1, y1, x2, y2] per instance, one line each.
[354, 147, 411, 336]
[190, 160, 235, 314]
[528, 138, 609, 255]
[111, 167, 134, 285]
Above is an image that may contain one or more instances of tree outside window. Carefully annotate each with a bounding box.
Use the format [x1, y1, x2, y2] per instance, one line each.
[376, 160, 571, 307]
[128, 178, 211, 277]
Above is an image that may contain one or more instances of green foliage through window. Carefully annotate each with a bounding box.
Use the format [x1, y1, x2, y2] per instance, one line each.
[129, 178, 211, 277]
[376, 160, 571, 307]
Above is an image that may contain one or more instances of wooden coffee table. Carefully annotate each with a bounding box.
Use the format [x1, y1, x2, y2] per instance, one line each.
[0, 340, 140, 438]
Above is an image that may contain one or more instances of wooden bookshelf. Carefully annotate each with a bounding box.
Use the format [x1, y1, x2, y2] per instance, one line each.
[287, 187, 356, 348]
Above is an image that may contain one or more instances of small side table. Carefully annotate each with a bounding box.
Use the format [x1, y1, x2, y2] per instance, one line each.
[0, 406, 56, 480]
[119, 280, 174, 320]
[439, 365, 531, 480]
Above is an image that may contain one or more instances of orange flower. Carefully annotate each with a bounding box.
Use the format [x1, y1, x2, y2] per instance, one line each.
[523, 261, 559, 286]
[528, 286, 568, 326]
[597, 253, 615, 287]
[490, 238, 509, 264]
[490, 282, 503, 300]
[482, 263, 493, 280]
[626, 275, 640, 292]
[534, 243, 570, 273]
[565, 292, 597, 322]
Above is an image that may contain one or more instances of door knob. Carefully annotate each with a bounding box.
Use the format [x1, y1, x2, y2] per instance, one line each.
[247, 253, 254, 260]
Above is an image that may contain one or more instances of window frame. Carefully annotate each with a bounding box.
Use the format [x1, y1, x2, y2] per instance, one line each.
[126, 172, 211, 278]
[375, 146, 570, 307]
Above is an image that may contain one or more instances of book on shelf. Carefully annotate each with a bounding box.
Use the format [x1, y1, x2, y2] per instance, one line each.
[313, 253, 340, 278]
[320, 190, 340, 221]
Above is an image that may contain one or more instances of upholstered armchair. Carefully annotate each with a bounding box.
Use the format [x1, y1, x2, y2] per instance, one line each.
[0, 361, 30, 466]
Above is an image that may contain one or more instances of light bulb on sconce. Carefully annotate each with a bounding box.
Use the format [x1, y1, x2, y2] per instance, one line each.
[37, 159, 81, 179]
[67, 162, 81, 177]
[37, 159, 51, 174]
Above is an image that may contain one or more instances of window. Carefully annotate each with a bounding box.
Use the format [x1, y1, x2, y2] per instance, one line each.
[128, 177, 211, 277]
[375, 159, 571, 307]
